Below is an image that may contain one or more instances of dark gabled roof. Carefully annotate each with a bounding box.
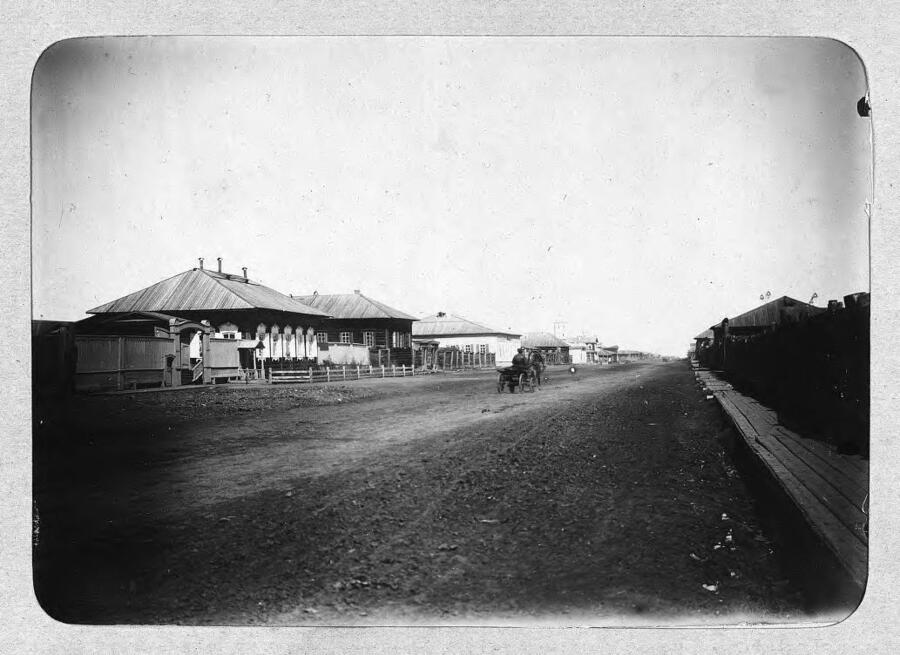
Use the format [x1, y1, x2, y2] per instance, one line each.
[413, 313, 520, 338]
[87, 268, 329, 317]
[694, 329, 714, 341]
[712, 296, 826, 330]
[521, 332, 570, 348]
[294, 292, 417, 321]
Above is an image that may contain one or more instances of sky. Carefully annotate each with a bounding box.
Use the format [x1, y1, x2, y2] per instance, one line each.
[31, 37, 871, 356]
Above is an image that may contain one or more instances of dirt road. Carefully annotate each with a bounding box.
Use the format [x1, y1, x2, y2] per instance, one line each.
[33, 361, 807, 625]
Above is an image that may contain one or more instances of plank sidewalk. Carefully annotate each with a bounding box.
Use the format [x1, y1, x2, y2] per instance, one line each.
[694, 366, 868, 592]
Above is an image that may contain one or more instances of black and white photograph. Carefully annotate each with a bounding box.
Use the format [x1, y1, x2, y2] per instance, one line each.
[29, 35, 871, 628]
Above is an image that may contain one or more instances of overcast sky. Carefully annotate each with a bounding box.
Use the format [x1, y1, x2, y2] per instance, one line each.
[31, 37, 871, 355]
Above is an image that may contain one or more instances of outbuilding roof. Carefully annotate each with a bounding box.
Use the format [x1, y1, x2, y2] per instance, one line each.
[294, 291, 418, 321]
[521, 332, 570, 349]
[711, 296, 825, 330]
[88, 268, 329, 317]
[413, 313, 520, 338]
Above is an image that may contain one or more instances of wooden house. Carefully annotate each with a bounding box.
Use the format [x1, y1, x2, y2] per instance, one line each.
[86, 258, 330, 382]
[413, 312, 521, 366]
[521, 332, 571, 365]
[293, 290, 417, 366]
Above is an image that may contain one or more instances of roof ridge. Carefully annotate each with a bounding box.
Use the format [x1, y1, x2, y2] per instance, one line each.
[428, 311, 494, 331]
[357, 292, 418, 320]
[88, 268, 198, 313]
[295, 291, 416, 320]
[200, 269, 255, 309]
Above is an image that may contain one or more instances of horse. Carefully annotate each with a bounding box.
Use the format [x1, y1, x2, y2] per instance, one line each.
[527, 350, 545, 388]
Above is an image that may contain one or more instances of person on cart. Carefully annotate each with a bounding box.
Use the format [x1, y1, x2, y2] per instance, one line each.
[510, 347, 530, 373]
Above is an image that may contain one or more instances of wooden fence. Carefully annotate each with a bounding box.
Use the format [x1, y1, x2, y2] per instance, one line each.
[74, 335, 176, 391]
[270, 364, 435, 384]
[698, 302, 869, 455]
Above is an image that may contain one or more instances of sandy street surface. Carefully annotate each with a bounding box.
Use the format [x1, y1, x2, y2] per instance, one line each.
[33, 361, 808, 625]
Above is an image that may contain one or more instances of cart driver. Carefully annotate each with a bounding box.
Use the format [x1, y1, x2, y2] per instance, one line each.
[511, 347, 530, 373]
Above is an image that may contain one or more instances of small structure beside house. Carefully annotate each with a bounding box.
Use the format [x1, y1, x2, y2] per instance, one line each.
[413, 312, 521, 366]
[521, 332, 571, 365]
[293, 290, 418, 367]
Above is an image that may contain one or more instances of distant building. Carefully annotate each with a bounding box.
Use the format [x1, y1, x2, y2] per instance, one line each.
[566, 335, 600, 364]
[413, 312, 521, 365]
[521, 332, 571, 365]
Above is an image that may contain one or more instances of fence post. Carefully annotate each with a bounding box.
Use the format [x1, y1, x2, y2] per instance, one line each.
[392, 365, 396, 377]
[401, 364, 406, 376]
[381, 365, 385, 378]
[342, 365, 346, 381]
[116, 336, 125, 391]
[308, 368, 313, 383]
[326, 366, 330, 382]
[356, 365, 360, 380]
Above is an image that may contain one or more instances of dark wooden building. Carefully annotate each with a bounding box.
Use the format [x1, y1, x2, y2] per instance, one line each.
[293, 290, 418, 366]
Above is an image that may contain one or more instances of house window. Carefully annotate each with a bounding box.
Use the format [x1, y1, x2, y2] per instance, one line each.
[316, 332, 327, 343]
[464, 344, 472, 353]
[478, 344, 487, 355]
[221, 332, 236, 339]
[340, 331, 352, 344]
[363, 331, 375, 347]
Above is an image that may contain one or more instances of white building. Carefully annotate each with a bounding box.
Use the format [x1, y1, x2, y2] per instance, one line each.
[412, 312, 521, 365]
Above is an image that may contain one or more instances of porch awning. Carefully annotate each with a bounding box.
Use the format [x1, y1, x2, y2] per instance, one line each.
[236, 339, 264, 349]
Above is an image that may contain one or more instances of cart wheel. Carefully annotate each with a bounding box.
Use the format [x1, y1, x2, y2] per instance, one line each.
[517, 373, 526, 392]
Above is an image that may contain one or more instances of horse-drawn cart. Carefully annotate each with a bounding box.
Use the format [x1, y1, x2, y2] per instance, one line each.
[497, 366, 535, 393]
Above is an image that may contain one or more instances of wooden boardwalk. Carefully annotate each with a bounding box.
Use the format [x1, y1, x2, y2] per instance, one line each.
[693, 364, 868, 592]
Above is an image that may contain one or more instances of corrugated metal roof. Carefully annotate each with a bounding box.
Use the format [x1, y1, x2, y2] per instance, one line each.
[88, 269, 329, 316]
[521, 332, 570, 348]
[413, 313, 520, 338]
[294, 292, 418, 321]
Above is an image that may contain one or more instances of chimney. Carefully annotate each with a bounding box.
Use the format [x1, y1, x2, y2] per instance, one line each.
[217, 257, 223, 273]
[353, 289, 360, 294]
[242, 267, 248, 281]
[437, 311, 446, 318]
[198, 257, 204, 270]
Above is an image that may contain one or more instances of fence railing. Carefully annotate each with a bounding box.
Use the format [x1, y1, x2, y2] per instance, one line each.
[269, 364, 437, 384]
